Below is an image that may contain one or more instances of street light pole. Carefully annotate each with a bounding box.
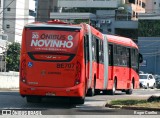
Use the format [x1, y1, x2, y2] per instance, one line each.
[4, 35, 8, 72]
[0, 53, 3, 72]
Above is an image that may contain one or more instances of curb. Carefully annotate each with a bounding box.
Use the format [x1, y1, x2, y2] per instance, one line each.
[0, 88, 19, 91]
[105, 104, 160, 111]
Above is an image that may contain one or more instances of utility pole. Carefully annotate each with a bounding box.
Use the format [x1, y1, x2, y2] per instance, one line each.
[1, 33, 8, 72]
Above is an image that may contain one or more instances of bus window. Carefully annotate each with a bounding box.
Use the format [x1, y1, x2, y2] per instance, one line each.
[109, 44, 113, 66]
[96, 38, 99, 63]
[99, 40, 104, 63]
[131, 49, 139, 73]
[92, 36, 96, 61]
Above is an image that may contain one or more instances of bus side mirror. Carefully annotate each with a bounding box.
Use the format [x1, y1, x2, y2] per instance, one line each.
[139, 53, 143, 63]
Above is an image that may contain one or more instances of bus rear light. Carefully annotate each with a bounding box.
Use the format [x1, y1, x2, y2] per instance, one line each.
[75, 61, 81, 85]
[20, 59, 27, 83]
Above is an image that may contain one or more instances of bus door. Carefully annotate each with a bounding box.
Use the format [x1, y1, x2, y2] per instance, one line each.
[98, 40, 104, 89]
[122, 47, 130, 88]
[108, 44, 113, 85]
[126, 48, 131, 82]
[84, 35, 89, 88]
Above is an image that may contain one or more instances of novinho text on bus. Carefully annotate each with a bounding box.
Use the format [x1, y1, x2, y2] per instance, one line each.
[20, 20, 142, 104]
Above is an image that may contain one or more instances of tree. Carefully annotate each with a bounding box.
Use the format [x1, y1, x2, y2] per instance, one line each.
[6, 42, 20, 72]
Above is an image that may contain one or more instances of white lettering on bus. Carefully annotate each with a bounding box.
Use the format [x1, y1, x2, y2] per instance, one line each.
[30, 39, 73, 48]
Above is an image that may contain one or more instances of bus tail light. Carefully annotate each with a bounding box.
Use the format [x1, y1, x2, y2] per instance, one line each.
[75, 61, 81, 85]
[20, 59, 27, 83]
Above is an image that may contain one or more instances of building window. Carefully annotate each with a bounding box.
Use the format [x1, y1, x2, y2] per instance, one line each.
[139, 1, 141, 6]
[108, 29, 112, 32]
[29, 9, 36, 17]
[133, 11, 135, 17]
[136, 13, 138, 18]
[128, 0, 135, 4]
[7, 7, 11, 11]
[6, 24, 10, 29]
[142, 2, 145, 8]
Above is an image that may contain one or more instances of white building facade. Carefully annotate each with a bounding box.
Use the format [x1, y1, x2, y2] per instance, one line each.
[0, 0, 35, 71]
[2, 0, 35, 43]
[58, 0, 122, 8]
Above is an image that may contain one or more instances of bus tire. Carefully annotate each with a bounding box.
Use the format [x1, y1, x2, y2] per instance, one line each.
[70, 97, 85, 104]
[77, 97, 85, 104]
[26, 96, 42, 103]
[126, 82, 133, 95]
[87, 79, 96, 96]
[95, 90, 100, 95]
[109, 79, 116, 95]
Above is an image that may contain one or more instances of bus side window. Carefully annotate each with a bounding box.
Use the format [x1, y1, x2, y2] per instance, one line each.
[92, 35, 96, 61]
[131, 49, 139, 73]
[99, 40, 104, 63]
[126, 48, 130, 67]
[109, 44, 113, 66]
[113, 45, 117, 66]
[96, 38, 99, 63]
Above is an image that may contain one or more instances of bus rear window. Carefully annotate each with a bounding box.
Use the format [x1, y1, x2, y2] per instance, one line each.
[25, 27, 80, 54]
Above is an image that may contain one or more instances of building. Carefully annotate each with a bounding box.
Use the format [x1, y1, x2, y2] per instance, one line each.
[2, 0, 35, 43]
[125, 0, 160, 19]
[0, 0, 35, 71]
[138, 15, 160, 74]
[0, 0, 5, 71]
[36, 0, 123, 21]
[36, 0, 58, 21]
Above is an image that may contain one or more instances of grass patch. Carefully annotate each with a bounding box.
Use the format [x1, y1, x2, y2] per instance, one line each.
[131, 102, 160, 108]
[109, 98, 160, 108]
[110, 99, 147, 106]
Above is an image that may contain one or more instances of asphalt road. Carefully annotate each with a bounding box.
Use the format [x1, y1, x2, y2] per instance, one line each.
[0, 89, 160, 116]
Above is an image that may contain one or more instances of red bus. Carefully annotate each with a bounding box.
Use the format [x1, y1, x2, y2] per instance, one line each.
[93, 34, 141, 95]
[20, 20, 142, 104]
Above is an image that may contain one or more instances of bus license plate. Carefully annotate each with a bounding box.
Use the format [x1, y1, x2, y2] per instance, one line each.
[46, 92, 56, 96]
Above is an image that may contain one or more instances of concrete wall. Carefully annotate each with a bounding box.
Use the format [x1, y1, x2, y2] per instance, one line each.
[58, 0, 120, 8]
[0, 72, 19, 89]
[115, 20, 138, 29]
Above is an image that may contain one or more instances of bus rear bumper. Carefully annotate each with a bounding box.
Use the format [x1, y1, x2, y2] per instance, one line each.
[20, 82, 85, 97]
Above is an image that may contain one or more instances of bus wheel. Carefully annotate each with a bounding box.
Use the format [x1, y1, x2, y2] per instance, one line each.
[77, 97, 85, 104]
[87, 87, 95, 96]
[126, 82, 133, 95]
[86, 81, 95, 96]
[109, 79, 116, 95]
[26, 96, 42, 103]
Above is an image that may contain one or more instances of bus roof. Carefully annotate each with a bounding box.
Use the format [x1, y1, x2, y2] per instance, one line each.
[25, 23, 82, 30]
[107, 35, 138, 49]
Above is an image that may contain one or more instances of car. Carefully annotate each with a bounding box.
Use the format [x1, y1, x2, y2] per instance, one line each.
[139, 74, 156, 89]
[139, 71, 144, 74]
[155, 75, 160, 89]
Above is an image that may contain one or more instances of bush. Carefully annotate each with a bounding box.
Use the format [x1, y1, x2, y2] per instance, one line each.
[147, 96, 160, 102]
